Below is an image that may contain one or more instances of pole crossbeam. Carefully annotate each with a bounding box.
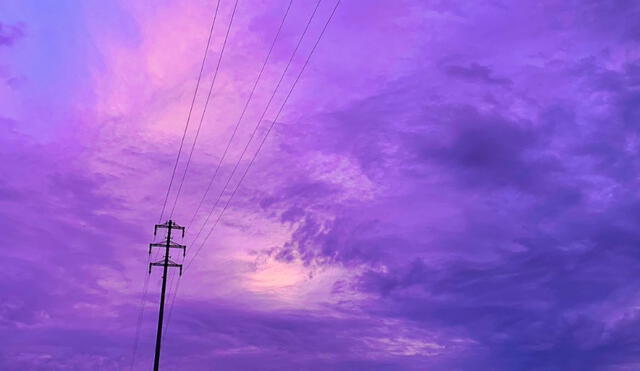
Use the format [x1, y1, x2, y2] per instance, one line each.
[149, 260, 183, 275]
[154, 221, 185, 237]
[149, 240, 186, 256]
[148, 219, 186, 371]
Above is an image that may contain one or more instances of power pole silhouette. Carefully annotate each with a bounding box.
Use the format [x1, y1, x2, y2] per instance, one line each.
[149, 220, 185, 371]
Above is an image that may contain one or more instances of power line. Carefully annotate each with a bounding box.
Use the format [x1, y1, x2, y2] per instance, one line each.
[145, 2, 341, 367]
[162, 273, 182, 339]
[163, 0, 295, 339]
[162, 267, 180, 338]
[188, 0, 324, 251]
[169, 0, 240, 219]
[186, 0, 294, 230]
[128, 273, 151, 371]
[188, 0, 341, 271]
[158, 0, 221, 224]
[161, 0, 340, 338]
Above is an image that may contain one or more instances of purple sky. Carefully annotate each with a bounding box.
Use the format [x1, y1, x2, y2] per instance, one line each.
[2, 0, 640, 370]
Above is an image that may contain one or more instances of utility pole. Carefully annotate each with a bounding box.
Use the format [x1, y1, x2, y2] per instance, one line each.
[149, 220, 186, 371]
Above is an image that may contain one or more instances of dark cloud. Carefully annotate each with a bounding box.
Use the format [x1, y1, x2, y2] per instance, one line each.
[577, 0, 640, 42]
[357, 240, 640, 370]
[241, 2, 640, 367]
[0, 22, 24, 47]
[444, 63, 512, 86]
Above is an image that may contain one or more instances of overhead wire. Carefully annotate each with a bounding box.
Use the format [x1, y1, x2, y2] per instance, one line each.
[163, 0, 295, 339]
[187, 0, 324, 252]
[146, 0, 341, 358]
[162, 268, 179, 339]
[158, 0, 222, 224]
[130, 1, 221, 368]
[162, 274, 181, 339]
[185, 0, 295, 231]
[169, 0, 240, 219]
[163, 5, 242, 344]
[128, 273, 150, 371]
[187, 0, 341, 271]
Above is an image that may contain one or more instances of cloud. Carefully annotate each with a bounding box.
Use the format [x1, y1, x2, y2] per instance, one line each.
[0, 22, 24, 47]
[444, 63, 512, 86]
[237, 6, 640, 366]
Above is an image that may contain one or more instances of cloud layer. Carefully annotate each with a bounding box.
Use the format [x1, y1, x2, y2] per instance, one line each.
[2, 0, 640, 370]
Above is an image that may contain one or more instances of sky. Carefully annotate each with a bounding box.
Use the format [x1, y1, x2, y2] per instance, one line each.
[1, 0, 640, 370]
